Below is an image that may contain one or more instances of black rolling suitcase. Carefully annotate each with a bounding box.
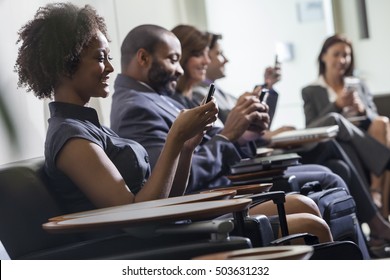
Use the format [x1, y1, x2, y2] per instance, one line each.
[300, 181, 371, 259]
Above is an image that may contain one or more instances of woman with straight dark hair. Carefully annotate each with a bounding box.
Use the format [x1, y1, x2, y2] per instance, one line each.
[302, 34, 390, 215]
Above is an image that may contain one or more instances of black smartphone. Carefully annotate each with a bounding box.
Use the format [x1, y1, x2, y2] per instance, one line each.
[274, 54, 280, 68]
[252, 85, 268, 102]
[205, 83, 215, 103]
[259, 88, 269, 102]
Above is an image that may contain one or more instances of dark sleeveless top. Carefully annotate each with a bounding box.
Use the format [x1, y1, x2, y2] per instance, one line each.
[44, 102, 151, 213]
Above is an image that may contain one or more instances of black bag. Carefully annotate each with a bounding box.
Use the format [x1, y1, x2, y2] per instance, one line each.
[301, 182, 358, 242]
[310, 241, 363, 260]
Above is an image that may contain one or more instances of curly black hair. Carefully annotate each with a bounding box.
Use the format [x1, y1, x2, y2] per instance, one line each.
[14, 2, 109, 99]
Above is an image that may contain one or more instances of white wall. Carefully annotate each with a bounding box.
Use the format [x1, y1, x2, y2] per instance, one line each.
[0, 0, 51, 164]
[335, 0, 390, 94]
[204, 0, 330, 130]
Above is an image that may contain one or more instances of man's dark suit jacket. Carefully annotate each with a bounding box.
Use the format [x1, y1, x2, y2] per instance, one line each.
[110, 74, 242, 193]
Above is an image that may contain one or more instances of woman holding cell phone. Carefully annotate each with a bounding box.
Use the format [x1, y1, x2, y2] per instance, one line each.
[14, 2, 219, 214]
[301, 34, 390, 217]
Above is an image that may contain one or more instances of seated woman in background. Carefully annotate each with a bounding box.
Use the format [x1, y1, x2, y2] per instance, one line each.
[14, 3, 332, 243]
[301, 34, 390, 213]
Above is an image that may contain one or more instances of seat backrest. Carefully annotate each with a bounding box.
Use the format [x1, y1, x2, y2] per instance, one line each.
[0, 157, 81, 259]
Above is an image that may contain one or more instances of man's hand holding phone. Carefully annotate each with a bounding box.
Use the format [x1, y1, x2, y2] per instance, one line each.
[201, 83, 215, 105]
[252, 85, 269, 103]
[263, 55, 281, 89]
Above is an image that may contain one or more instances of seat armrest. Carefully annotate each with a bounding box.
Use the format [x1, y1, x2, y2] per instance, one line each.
[270, 233, 319, 246]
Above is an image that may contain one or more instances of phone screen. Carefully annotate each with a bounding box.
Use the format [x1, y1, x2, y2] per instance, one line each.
[260, 88, 269, 102]
[252, 85, 269, 102]
[206, 83, 215, 103]
[344, 76, 359, 92]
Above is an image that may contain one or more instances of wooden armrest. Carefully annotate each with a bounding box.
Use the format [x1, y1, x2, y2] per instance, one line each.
[227, 168, 285, 182]
[199, 183, 273, 196]
[192, 245, 314, 260]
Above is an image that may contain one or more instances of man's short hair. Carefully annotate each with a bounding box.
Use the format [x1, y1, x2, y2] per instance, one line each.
[120, 24, 172, 71]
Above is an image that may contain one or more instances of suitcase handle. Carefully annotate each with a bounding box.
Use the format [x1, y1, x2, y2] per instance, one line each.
[249, 191, 289, 237]
[300, 181, 322, 195]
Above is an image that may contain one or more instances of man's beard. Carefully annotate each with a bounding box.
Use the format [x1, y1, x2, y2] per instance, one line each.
[147, 60, 178, 96]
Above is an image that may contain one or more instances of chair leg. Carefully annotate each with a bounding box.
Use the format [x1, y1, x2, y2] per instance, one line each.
[382, 172, 390, 221]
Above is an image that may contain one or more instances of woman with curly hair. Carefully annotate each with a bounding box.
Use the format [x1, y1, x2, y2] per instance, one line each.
[14, 2, 218, 213]
[15, 4, 334, 246]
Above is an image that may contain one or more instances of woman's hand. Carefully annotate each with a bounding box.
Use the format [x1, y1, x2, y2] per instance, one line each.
[335, 88, 355, 109]
[351, 92, 366, 114]
[335, 89, 365, 115]
[169, 99, 218, 147]
[183, 130, 206, 151]
[264, 66, 281, 89]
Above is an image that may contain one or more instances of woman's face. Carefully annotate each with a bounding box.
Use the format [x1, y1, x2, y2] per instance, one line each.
[186, 47, 211, 85]
[71, 30, 114, 101]
[321, 42, 352, 77]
